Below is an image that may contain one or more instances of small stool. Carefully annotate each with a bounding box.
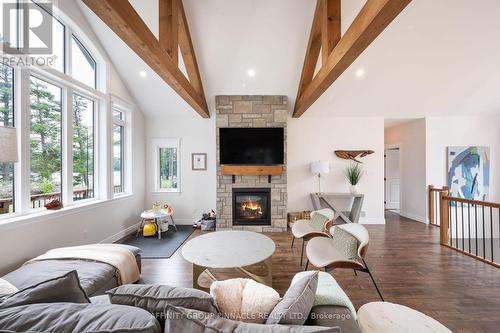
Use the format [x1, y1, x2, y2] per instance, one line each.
[357, 302, 453, 333]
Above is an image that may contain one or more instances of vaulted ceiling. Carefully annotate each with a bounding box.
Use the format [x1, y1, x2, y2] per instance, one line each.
[78, 0, 500, 118]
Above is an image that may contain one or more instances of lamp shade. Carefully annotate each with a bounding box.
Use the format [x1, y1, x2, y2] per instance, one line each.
[0, 126, 18, 163]
[310, 161, 330, 174]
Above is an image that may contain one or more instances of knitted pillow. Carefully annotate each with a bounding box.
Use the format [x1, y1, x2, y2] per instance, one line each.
[210, 278, 280, 324]
[331, 226, 359, 261]
[309, 213, 329, 232]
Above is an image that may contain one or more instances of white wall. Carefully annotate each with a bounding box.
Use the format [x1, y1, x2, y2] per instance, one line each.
[426, 116, 500, 202]
[385, 119, 427, 222]
[0, 1, 146, 274]
[143, 113, 386, 225]
[145, 113, 216, 225]
[288, 116, 385, 224]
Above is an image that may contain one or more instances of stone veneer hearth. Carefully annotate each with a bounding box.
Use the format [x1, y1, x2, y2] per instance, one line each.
[216, 95, 287, 232]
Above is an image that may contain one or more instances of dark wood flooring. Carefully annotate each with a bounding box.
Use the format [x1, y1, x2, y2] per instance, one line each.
[140, 211, 500, 333]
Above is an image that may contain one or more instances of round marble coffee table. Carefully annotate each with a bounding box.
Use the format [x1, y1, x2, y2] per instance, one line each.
[181, 230, 275, 292]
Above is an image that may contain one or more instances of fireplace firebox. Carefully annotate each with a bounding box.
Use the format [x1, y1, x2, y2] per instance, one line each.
[232, 188, 271, 226]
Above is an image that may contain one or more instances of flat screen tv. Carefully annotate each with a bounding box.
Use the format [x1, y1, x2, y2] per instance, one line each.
[219, 128, 284, 165]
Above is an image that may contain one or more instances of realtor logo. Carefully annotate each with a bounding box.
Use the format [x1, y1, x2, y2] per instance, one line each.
[2, 1, 53, 55]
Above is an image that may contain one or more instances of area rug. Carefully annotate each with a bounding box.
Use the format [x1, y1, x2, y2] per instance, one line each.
[120, 225, 194, 259]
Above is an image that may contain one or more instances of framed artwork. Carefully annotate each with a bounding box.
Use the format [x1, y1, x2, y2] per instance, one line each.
[192, 153, 207, 171]
[447, 146, 490, 201]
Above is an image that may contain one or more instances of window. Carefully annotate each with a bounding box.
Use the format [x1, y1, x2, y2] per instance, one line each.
[113, 109, 125, 195]
[50, 17, 65, 72]
[153, 139, 180, 193]
[27, 3, 65, 72]
[72, 94, 94, 201]
[0, 63, 14, 215]
[29, 76, 62, 208]
[160, 148, 178, 190]
[71, 35, 96, 88]
[0, 2, 139, 222]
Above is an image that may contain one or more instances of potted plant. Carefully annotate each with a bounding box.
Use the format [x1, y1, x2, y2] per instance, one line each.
[344, 163, 363, 194]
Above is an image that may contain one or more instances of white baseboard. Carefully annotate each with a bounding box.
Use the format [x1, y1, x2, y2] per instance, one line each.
[399, 211, 427, 224]
[100, 223, 139, 243]
[359, 217, 386, 224]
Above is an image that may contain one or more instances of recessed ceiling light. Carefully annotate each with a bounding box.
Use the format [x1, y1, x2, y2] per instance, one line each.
[355, 68, 365, 78]
[139, 70, 147, 78]
[247, 69, 255, 77]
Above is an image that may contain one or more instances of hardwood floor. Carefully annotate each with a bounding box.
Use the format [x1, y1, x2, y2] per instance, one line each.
[140, 211, 500, 333]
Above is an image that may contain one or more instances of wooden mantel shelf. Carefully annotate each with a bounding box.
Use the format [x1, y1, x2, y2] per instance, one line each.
[220, 165, 284, 176]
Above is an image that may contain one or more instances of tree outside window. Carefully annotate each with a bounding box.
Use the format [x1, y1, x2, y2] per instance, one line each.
[73, 94, 94, 200]
[159, 148, 178, 190]
[29, 77, 63, 205]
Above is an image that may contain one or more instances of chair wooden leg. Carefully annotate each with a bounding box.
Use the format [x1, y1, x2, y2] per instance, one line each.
[354, 269, 357, 276]
[300, 239, 305, 266]
[291, 236, 295, 248]
[363, 259, 384, 301]
[304, 260, 309, 271]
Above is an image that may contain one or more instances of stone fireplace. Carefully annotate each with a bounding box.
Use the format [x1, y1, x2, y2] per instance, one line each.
[216, 95, 287, 232]
[232, 188, 271, 226]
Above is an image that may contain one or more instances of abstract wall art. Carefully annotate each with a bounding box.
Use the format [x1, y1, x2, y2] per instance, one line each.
[447, 146, 490, 201]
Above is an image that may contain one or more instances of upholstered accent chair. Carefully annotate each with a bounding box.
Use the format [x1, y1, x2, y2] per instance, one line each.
[291, 208, 334, 266]
[305, 223, 384, 301]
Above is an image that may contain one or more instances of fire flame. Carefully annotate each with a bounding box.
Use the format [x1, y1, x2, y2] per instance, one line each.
[240, 200, 262, 214]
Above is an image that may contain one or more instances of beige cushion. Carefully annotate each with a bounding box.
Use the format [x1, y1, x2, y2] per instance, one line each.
[210, 278, 280, 323]
[357, 302, 453, 333]
[306, 237, 361, 269]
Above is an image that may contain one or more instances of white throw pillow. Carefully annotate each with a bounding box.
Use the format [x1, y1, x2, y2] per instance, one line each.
[210, 278, 280, 324]
[0, 279, 18, 297]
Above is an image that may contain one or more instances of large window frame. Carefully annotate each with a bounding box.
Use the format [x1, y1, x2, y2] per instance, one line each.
[152, 138, 181, 193]
[0, 2, 134, 223]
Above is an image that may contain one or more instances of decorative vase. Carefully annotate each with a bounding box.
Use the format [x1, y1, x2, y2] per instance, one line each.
[349, 185, 359, 194]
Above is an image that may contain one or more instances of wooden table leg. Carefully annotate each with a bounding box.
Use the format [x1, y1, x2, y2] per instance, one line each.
[238, 258, 273, 287]
[192, 264, 216, 292]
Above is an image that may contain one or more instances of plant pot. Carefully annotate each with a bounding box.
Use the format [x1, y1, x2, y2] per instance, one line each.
[349, 185, 359, 194]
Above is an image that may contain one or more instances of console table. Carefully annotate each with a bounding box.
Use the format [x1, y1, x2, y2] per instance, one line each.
[310, 193, 364, 224]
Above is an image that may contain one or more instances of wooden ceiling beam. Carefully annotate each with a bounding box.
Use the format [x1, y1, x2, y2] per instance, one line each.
[159, 0, 179, 66]
[293, 0, 411, 118]
[178, 0, 205, 99]
[296, 1, 322, 100]
[320, 0, 341, 66]
[83, 0, 209, 118]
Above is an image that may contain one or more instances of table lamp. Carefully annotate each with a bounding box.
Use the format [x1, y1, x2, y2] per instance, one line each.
[0, 127, 18, 163]
[310, 161, 330, 194]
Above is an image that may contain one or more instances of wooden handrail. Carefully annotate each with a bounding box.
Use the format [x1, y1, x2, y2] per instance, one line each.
[442, 196, 500, 209]
[428, 185, 448, 226]
[0, 188, 94, 213]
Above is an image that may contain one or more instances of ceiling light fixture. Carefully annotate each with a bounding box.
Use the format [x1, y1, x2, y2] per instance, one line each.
[355, 68, 365, 78]
[139, 70, 147, 78]
[247, 69, 255, 77]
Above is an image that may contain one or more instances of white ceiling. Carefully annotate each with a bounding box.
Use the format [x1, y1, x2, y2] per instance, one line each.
[78, 0, 500, 119]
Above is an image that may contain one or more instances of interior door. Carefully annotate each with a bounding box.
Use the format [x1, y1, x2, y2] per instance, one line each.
[385, 149, 400, 210]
